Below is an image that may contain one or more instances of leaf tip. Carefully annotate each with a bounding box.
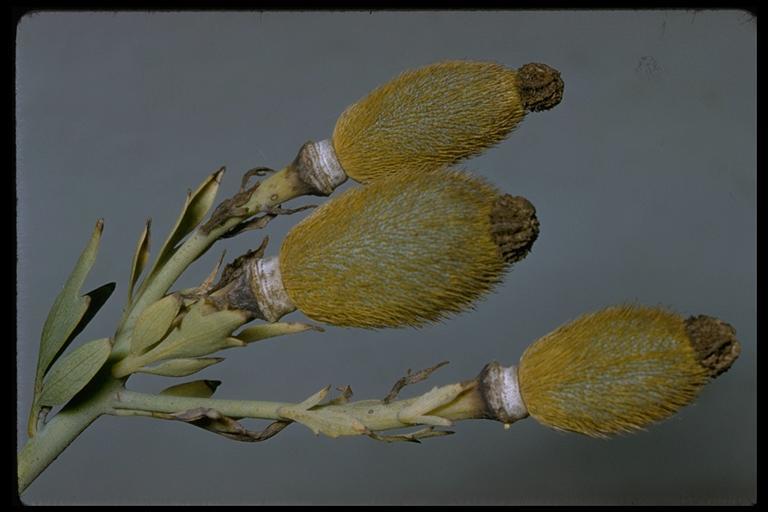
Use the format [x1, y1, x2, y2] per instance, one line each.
[204, 380, 222, 392]
[225, 336, 247, 348]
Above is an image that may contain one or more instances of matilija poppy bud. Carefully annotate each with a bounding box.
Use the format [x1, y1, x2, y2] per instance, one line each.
[477, 305, 741, 437]
[286, 60, 564, 195]
[209, 168, 539, 328]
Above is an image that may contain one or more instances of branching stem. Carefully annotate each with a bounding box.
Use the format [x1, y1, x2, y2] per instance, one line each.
[111, 378, 492, 436]
[112, 166, 305, 359]
[17, 376, 124, 495]
[19, 165, 320, 495]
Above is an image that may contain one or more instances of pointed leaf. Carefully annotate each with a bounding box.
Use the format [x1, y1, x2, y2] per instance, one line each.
[141, 301, 249, 362]
[42, 282, 117, 376]
[277, 407, 367, 438]
[147, 168, 225, 281]
[236, 322, 323, 344]
[137, 357, 224, 377]
[28, 281, 115, 437]
[128, 219, 151, 303]
[130, 294, 182, 356]
[170, 409, 291, 442]
[223, 337, 247, 348]
[39, 338, 112, 407]
[297, 385, 331, 410]
[398, 383, 473, 423]
[368, 426, 454, 443]
[36, 220, 104, 382]
[199, 250, 227, 294]
[328, 385, 353, 406]
[160, 380, 221, 398]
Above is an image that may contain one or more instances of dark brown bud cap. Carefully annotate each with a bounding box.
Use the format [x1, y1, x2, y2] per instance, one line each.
[490, 194, 540, 264]
[684, 315, 741, 378]
[517, 63, 564, 112]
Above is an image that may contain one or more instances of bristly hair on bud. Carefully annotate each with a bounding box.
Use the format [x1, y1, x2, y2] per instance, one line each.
[516, 305, 740, 438]
[278, 168, 539, 328]
[332, 60, 563, 184]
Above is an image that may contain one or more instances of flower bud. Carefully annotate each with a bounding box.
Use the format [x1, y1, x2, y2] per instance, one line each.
[330, 60, 564, 183]
[515, 305, 740, 437]
[278, 168, 539, 328]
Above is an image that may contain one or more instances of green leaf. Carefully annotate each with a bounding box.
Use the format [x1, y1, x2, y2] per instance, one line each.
[368, 426, 454, 443]
[296, 385, 331, 410]
[130, 294, 182, 356]
[236, 322, 323, 344]
[28, 268, 114, 436]
[145, 168, 224, 283]
[39, 282, 116, 379]
[38, 338, 112, 407]
[136, 357, 224, 377]
[275, 385, 371, 438]
[36, 220, 104, 383]
[141, 301, 248, 362]
[399, 382, 473, 421]
[160, 380, 221, 398]
[128, 219, 151, 303]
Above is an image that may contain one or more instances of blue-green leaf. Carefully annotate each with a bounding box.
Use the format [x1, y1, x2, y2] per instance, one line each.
[128, 219, 151, 303]
[236, 322, 323, 344]
[38, 338, 112, 407]
[160, 379, 221, 398]
[36, 220, 105, 383]
[137, 357, 224, 377]
[144, 168, 224, 286]
[130, 294, 182, 356]
[141, 301, 248, 362]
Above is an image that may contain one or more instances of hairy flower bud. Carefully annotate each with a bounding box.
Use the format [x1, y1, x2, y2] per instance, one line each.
[330, 60, 564, 183]
[515, 305, 740, 437]
[277, 168, 539, 328]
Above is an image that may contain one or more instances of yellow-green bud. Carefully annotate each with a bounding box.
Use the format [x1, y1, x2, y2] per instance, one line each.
[277, 169, 539, 328]
[330, 60, 564, 184]
[513, 305, 740, 437]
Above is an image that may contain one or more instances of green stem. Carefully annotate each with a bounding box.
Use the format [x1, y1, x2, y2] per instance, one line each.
[20, 164, 326, 494]
[17, 377, 123, 495]
[114, 390, 287, 419]
[112, 383, 488, 434]
[111, 167, 304, 360]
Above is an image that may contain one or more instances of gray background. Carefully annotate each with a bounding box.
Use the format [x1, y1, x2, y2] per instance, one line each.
[16, 10, 756, 505]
